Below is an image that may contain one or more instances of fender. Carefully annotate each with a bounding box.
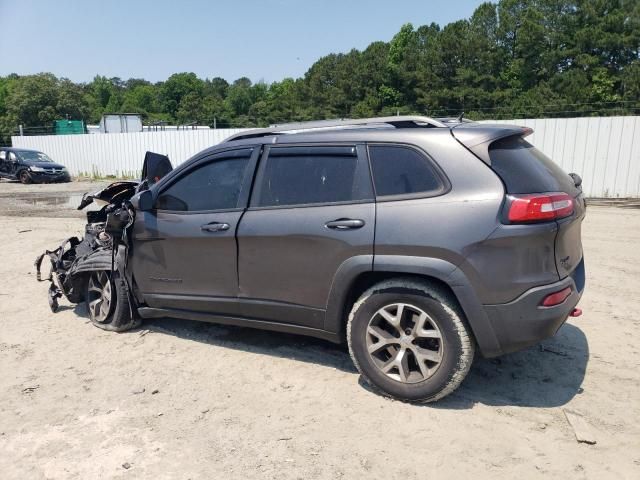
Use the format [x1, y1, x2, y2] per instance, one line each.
[324, 254, 502, 357]
[68, 245, 139, 319]
[68, 248, 114, 275]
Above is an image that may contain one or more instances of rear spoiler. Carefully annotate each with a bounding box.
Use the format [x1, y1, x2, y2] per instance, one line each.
[451, 124, 533, 165]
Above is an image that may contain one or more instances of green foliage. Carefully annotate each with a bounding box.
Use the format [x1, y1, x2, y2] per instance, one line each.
[1, 0, 639, 144]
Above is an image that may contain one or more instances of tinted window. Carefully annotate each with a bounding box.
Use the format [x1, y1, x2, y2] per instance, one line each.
[489, 137, 577, 194]
[156, 154, 250, 211]
[368, 145, 444, 197]
[256, 146, 365, 207]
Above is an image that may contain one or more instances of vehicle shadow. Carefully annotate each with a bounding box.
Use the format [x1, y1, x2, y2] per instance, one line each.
[143, 317, 356, 373]
[69, 297, 588, 407]
[433, 323, 589, 409]
[70, 305, 354, 372]
[132, 315, 587, 407]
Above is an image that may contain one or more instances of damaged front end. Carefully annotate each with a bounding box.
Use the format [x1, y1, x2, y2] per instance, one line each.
[34, 182, 137, 313]
[34, 152, 172, 330]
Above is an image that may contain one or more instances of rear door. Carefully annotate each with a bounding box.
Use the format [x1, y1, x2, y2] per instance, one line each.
[236, 144, 374, 328]
[487, 136, 586, 278]
[131, 147, 258, 312]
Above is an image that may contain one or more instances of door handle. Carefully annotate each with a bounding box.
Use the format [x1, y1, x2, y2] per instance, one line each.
[325, 218, 365, 230]
[201, 222, 230, 232]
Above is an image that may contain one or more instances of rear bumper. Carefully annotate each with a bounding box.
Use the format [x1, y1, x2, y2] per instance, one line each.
[482, 258, 585, 356]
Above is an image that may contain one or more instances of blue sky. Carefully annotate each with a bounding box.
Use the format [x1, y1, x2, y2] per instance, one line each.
[0, 0, 487, 83]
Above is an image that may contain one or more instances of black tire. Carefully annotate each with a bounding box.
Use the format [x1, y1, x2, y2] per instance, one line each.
[85, 271, 139, 332]
[347, 278, 475, 403]
[18, 170, 31, 184]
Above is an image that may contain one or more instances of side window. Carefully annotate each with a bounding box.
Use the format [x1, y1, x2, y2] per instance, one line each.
[368, 145, 445, 198]
[9, 152, 17, 162]
[255, 146, 368, 208]
[0, 151, 6, 161]
[156, 153, 251, 212]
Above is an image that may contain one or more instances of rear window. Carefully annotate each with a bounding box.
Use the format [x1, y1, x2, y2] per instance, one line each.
[368, 145, 445, 198]
[489, 137, 577, 194]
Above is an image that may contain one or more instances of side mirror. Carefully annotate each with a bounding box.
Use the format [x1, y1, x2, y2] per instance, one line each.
[133, 189, 154, 211]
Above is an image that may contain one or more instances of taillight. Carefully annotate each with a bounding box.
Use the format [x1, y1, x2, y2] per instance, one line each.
[506, 192, 574, 224]
[540, 287, 572, 307]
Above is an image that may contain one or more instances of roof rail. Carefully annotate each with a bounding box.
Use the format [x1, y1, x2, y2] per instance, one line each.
[223, 115, 448, 142]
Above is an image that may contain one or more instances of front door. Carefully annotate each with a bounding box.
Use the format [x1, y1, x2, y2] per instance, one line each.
[236, 144, 375, 328]
[131, 147, 258, 313]
[0, 150, 8, 175]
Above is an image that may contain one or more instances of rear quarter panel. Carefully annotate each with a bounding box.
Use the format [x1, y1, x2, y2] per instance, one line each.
[374, 131, 561, 305]
[373, 132, 503, 282]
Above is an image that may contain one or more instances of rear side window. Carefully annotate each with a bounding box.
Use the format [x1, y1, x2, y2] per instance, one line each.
[255, 146, 369, 207]
[156, 151, 251, 211]
[489, 137, 576, 194]
[368, 145, 445, 198]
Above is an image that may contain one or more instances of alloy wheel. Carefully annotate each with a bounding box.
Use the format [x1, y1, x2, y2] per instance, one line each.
[366, 303, 444, 383]
[87, 271, 113, 323]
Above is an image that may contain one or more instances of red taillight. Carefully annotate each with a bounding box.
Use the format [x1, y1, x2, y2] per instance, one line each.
[541, 287, 572, 307]
[506, 192, 574, 223]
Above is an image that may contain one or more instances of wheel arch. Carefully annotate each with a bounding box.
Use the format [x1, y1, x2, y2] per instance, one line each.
[325, 255, 502, 357]
[68, 248, 113, 275]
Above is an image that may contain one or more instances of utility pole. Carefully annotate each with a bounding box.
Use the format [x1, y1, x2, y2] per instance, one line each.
[19, 125, 24, 136]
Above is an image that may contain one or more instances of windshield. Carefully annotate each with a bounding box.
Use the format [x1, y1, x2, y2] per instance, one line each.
[17, 150, 54, 163]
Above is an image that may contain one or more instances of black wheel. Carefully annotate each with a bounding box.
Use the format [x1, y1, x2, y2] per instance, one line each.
[347, 278, 475, 402]
[19, 170, 31, 184]
[85, 271, 139, 332]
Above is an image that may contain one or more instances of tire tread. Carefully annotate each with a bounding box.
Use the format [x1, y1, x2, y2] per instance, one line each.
[347, 277, 475, 403]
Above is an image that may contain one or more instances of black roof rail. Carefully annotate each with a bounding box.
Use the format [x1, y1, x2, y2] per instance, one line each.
[223, 115, 449, 142]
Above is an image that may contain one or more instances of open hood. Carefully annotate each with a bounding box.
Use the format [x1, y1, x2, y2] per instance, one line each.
[76, 151, 173, 210]
[77, 181, 139, 210]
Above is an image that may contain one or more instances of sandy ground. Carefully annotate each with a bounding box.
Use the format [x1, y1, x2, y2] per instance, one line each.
[0, 180, 639, 479]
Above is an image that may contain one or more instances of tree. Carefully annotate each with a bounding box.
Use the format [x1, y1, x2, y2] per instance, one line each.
[160, 72, 204, 119]
[1, 0, 639, 141]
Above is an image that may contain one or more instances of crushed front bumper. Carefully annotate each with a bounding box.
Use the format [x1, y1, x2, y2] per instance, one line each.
[28, 171, 71, 183]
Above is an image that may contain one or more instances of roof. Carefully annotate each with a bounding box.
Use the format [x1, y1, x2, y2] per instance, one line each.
[223, 116, 448, 143]
[1, 147, 41, 152]
[222, 116, 531, 148]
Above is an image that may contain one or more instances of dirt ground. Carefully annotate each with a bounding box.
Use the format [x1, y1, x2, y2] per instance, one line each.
[0, 179, 638, 479]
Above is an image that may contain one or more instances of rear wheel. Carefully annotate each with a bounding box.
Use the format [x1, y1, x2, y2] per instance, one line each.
[85, 271, 139, 332]
[19, 170, 31, 184]
[347, 278, 475, 402]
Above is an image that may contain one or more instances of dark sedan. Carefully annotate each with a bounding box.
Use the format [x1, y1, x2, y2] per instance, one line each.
[0, 147, 71, 184]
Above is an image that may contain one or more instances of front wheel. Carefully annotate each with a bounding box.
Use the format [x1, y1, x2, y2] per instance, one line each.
[19, 170, 31, 184]
[347, 278, 475, 403]
[85, 271, 139, 332]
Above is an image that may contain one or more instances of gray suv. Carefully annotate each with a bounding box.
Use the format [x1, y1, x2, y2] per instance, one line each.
[36, 116, 585, 402]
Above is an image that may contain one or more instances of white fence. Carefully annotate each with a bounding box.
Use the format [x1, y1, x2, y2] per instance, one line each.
[11, 129, 249, 178]
[11, 116, 640, 197]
